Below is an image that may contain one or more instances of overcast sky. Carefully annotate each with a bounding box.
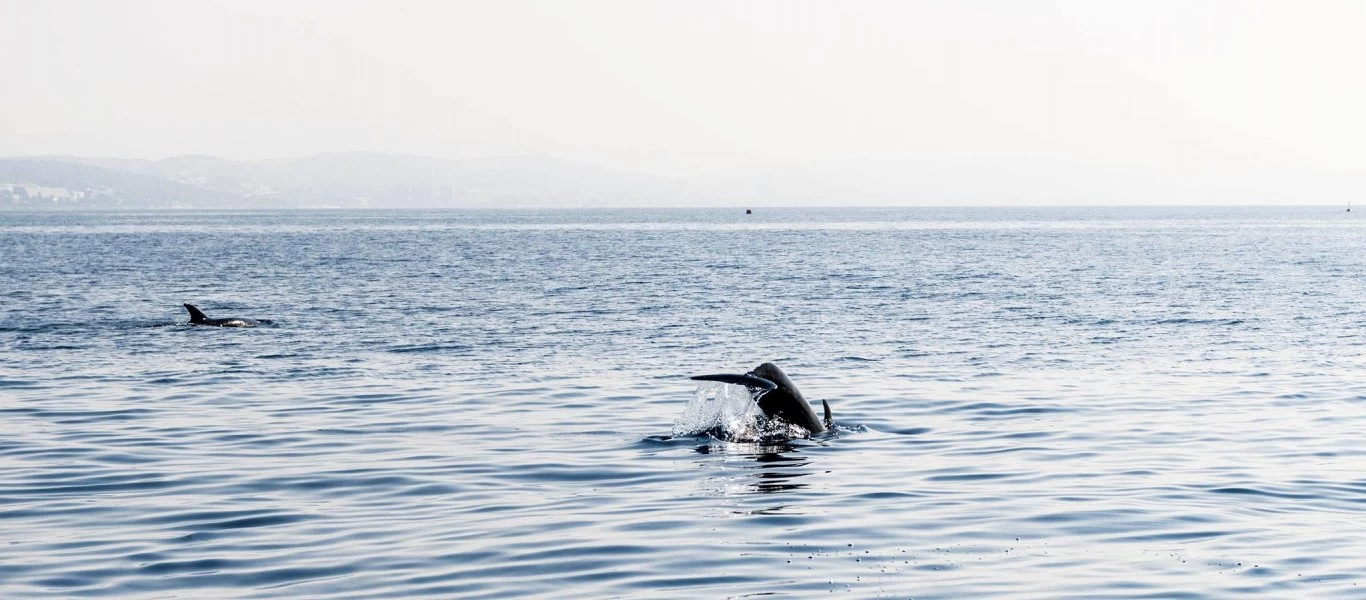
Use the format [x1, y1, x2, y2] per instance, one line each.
[2, 1, 1364, 203]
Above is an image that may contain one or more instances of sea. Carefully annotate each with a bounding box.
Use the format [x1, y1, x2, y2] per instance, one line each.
[1, 206, 1365, 598]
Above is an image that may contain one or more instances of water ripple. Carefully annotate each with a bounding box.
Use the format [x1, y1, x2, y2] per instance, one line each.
[2, 207, 1365, 598]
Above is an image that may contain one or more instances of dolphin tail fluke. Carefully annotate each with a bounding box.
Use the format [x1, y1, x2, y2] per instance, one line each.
[184, 303, 208, 324]
[822, 400, 832, 429]
[690, 373, 778, 391]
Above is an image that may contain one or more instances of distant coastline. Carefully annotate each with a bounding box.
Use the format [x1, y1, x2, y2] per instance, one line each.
[0, 153, 681, 210]
[4, 153, 1362, 210]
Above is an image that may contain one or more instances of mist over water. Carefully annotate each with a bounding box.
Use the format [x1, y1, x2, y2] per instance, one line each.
[2, 207, 1365, 598]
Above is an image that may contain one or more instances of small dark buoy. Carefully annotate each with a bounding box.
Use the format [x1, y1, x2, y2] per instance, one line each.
[746, 209, 752, 215]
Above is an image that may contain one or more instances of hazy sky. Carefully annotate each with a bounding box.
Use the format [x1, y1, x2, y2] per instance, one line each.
[2, 1, 1364, 202]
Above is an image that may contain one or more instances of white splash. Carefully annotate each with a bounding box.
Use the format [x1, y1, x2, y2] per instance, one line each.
[671, 382, 763, 440]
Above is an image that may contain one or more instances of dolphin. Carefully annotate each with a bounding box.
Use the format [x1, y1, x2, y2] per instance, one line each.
[184, 303, 260, 328]
[691, 362, 831, 433]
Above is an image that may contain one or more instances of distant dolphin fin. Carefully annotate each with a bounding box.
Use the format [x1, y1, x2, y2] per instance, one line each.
[690, 373, 778, 391]
[822, 400, 832, 429]
[183, 303, 208, 324]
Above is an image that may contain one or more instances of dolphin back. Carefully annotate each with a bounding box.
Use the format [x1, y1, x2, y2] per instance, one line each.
[749, 362, 827, 433]
[183, 303, 260, 328]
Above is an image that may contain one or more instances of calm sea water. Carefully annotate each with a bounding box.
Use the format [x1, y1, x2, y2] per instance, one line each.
[2, 207, 1365, 598]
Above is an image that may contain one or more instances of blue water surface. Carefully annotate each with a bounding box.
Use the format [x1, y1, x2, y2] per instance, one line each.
[2, 206, 1365, 598]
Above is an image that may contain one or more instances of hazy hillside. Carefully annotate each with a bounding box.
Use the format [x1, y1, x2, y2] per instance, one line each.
[0, 153, 683, 209]
[0, 159, 236, 209]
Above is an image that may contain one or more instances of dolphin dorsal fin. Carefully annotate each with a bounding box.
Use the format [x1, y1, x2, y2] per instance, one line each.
[823, 400, 832, 429]
[184, 303, 208, 324]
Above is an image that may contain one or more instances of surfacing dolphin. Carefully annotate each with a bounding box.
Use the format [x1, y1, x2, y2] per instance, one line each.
[692, 362, 832, 434]
[184, 303, 260, 328]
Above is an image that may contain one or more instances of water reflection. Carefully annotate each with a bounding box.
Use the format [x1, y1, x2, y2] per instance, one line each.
[695, 442, 813, 494]
[750, 451, 812, 494]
